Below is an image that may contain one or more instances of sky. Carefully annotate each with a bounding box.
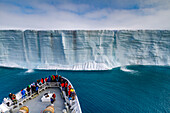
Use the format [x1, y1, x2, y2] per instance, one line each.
[0, 0, 170, 30]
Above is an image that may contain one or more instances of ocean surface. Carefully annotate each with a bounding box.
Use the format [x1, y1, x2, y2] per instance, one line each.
[0, 65, 169, 113]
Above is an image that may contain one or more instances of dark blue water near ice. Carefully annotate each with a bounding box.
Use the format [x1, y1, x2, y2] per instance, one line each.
[0, 66, 169, 113]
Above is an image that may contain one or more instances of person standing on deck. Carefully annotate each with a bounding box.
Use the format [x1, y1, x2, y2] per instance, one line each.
[68, 85, 71, 90]
[51, 93, 56, 104]
[9, 93, 13, 100]
[36, 86, 39, 94]
[26, 86, 31, 96]
[31, 82, 36, 94]
[52, 93, 56, 99]
[61, 82, 65, 91]
[56, 75, 59, 86]
[21, 89, 26, 99]
[56, 75, 59, 82]
[48, 76, 52, 82]
[58, 75, 61, 83]
[31, 84, 34, 94]
[65, 81, 68, 96]
[41, 78, 44, 84]
[61, 78, 64, 84]
[45, 77, 48, 83]
[12, 94, 17, 104]
[52, 75, 55, 82]
[70, 88, 75, 100]
[68, 89, 72, 100]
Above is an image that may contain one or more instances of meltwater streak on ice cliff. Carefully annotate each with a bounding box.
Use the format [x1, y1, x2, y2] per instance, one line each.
[0, 30, 170, 70]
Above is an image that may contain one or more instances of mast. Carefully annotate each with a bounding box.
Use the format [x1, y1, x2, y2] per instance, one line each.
[56, 70, 58, 75]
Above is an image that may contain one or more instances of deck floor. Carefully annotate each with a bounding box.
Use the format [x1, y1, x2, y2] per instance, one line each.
[13, 87, 65, 113]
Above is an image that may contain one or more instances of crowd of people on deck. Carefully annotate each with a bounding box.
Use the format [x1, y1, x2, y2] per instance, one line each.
[45, 75, 77, 101]
[7, 75, 76, 106]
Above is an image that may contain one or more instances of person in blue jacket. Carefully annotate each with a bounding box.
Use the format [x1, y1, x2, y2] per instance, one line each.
[21, 89, 26, 99]
[36, 86, 39, 94]
[47, 75, 51, 82]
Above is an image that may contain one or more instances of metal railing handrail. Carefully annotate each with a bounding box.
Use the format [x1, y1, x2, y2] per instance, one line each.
[62, 77, 82, 113]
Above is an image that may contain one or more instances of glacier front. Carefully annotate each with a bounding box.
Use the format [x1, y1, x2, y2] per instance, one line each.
[0, 30, 169, 70]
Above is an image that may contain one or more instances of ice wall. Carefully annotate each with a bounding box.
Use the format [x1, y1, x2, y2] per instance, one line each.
[0, 30, 169, 70]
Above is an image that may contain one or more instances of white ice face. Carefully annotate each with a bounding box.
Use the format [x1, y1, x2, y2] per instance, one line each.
[0, 30, 169, 70]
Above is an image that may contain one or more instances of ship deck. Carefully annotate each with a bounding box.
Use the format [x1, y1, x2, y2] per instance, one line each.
[13, 87, 65, 113]
[0, 79, 81, 113]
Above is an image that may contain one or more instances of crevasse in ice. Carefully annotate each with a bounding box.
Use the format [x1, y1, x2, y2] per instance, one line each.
[0, 30, 169, 70]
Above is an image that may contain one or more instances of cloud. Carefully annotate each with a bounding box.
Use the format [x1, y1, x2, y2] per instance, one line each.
[0, 0, 170, 30]
[139, 0, 170, 9]
[57, 3, 90, 13]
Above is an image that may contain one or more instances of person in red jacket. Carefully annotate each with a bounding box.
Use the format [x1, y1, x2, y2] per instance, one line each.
[52, 93, 56, 99]
[65, 81, 68, 96]
[68, 85, 71, 90]
[61, 82, 65, 91]
[68, 89, 72, 100]
[65, 81, 68, 88]
[51, 93, 55, 104]
[56, 75, 59, 82]
[41, 78, 44, 84]
[45, 77, 48, 82]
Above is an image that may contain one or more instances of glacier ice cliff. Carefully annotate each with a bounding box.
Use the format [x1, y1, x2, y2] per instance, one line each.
[0, 30, 169, 70]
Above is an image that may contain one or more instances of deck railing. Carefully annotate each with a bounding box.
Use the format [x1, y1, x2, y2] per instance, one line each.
[62, 77, 82, 113]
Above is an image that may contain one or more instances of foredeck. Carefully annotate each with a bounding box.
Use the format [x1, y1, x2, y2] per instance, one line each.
[0, 77, 82, 113]
[13, 87, 65, 113]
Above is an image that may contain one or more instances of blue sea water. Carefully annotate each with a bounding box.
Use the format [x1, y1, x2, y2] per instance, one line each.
[0, 66, 169, 113]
